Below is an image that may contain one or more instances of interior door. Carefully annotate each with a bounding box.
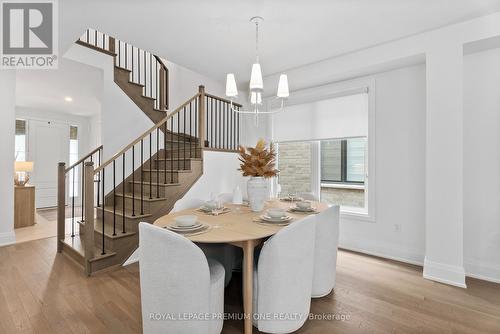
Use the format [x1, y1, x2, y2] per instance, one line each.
[29, 120, 69, 208]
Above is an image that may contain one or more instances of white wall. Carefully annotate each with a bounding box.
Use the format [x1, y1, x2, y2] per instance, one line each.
[182, 150, 246, 200]
[463, 48, 500, 283]
[0, 71, 16, 246]
[337, 65, 427, 266]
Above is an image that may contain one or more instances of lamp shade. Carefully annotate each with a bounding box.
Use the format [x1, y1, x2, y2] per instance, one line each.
[250, 91, 262, 105]
[277, 74, 289, 98]
[225, 73, 238, 97]
[15, 161, 34, 172]
[249, 63, 263, 90]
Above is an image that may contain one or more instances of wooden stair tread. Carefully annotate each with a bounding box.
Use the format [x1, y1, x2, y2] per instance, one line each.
[142, 169, 192, 173]
[97, 206, 153, 219]
[114, 192, 167, 202]
[155, 157, 202, 161]
[128, 181, 181, 187]
[93, 223, 137, 239]
[61, 236, 116, 262]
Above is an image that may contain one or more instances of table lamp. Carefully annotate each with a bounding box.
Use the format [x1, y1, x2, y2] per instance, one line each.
[14, 161, 34, 186]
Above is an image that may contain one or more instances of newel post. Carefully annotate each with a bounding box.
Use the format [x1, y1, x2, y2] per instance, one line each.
[84, 162, 95, 276]
[198, 85, 206, 148]
[57, 162, 66, 253]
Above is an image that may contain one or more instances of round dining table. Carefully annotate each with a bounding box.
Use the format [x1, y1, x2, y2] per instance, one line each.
[154, 199, 328, 334]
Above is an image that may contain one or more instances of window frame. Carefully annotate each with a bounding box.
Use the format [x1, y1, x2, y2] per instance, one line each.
[320, 137, 366, 185]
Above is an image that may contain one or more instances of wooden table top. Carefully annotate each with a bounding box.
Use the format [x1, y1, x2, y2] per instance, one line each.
[154, 199, 328, 244]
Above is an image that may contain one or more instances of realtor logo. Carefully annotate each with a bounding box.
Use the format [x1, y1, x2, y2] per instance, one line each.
[1, 0, 58, 69]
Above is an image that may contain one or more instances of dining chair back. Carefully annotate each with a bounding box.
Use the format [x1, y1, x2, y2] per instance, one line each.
[172, 197, 206, 213]
[172, 196, 235, 286]
[311, 204, 340, 297]
[139, 223, 225, 334]
[253, 215, 316, 333]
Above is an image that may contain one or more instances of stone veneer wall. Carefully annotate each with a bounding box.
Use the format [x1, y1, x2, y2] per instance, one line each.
[278, 141, 365, 207]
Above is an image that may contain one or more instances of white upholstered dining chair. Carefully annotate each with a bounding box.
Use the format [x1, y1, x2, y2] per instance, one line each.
[171, 197, 206, 213]
[311, 204, 340, 298]
[172, 197, 235, 286]
[139, 223, 225, 334]
[253, 216, 316, 333]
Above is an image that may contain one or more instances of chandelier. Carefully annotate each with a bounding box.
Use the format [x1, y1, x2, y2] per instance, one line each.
[225, 16, 289, 116]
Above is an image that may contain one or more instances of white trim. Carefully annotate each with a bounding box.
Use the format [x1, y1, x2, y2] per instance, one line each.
[465, 261, 500, 284]
[339, 242, 424, 266]
[321, 183, 365, 190]
[0, 231, 16, 247]
[423, 257, 467, 288]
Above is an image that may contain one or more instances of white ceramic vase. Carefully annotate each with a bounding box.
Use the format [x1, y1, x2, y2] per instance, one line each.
[247, 177, 268, 212]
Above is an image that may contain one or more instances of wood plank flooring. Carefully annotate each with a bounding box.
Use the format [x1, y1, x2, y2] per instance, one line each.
[0, 237, 499, 333]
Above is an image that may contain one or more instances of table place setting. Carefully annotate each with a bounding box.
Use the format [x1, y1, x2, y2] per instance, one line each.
[287, 200, 319, 214]
[253, 208, 294, 226]
[165, 215, 211, 236]
[196, 200, 231, 216]
[279, 194, 303, 202]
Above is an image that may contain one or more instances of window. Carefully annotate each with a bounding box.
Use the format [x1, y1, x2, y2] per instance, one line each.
[321, 137, 366, 184]
[15, 119, 27, 161]
[69, 126, 79, 197]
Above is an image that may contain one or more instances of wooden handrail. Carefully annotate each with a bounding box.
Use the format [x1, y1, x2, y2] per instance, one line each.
[94, 93, 200, 174]
[205, 93, 243, 108]
[65, 145, 103, 173]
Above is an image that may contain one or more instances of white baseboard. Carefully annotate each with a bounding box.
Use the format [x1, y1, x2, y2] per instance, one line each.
[0, 231, 16, 247]
[423, 257, 467, 288]
[339, 239, 424, 267]
[465, 261, 500, 284]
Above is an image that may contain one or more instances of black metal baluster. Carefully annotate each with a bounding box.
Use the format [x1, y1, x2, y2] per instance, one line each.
[149, 133, 152, 199]
[211, 97, 214, 149]
[156, 128, 159, 198]
[230, 103, 234, 150]
[122, 153, 126, 233]
[150, 53, 152, 97]
[132, 146, 135, 216]
[170, 117, 174, 183]
[97, 150, 101, 206]
[189, 101, 192, 158]
[71, 167, 75, 238]
[141, 139, 144, 215]
[183, 107, 186, 170]
[219, 100, 222, 149]
[177, 113, 180, 171]
[94, 29, 97, 48]
[113, 160, 116, 236]
[101, 168, 105, 255]
[86, 29, 89, 44]
[164, 122, 167, 184]
[81, 161, 84, 223]
[237, 108, 240, 147]
[155, 59, 158, 109]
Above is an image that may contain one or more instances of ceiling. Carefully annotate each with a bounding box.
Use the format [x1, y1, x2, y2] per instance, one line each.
[16, 58, 103, 116]
[60, 0, 500, 87]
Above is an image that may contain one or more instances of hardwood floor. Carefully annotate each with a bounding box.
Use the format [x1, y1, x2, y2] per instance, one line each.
[0, 237, 499, 333]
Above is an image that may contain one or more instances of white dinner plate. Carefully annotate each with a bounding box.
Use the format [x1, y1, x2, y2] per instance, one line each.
[168, 222, 203, 231]
[260, 215, 293, 223]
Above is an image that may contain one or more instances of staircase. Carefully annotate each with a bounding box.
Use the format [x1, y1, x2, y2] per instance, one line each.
[58, 29, 242, 275]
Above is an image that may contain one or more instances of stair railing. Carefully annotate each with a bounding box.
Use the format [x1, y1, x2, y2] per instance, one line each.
[57, 145, 103, 254]
[205, 93, 242, 152]
[77, 28, 169, 111]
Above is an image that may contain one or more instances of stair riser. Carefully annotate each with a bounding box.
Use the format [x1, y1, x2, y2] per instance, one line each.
[93, 230, 138, 252]
[141, 171, 179, 183]
[125, 183, 174, 197]
[165, 142, 200, 150]
[154, 159, 193, 170]
[96, 210, 148, 232]
[157, 149, 202, 159]
[104, 196, 154, 213]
